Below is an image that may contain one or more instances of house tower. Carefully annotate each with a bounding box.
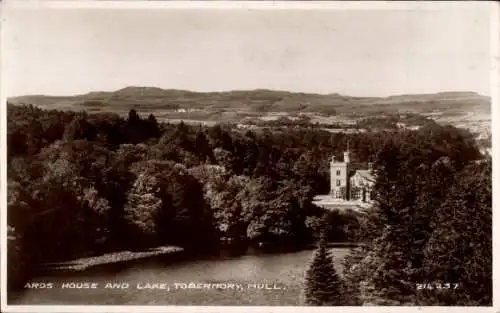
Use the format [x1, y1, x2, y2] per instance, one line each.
[330, 147, 351, 199]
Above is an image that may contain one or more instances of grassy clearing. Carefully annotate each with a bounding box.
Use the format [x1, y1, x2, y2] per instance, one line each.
[43, 246, 184, 271]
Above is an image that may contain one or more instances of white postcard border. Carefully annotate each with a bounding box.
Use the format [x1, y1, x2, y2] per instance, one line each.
[0, 1, 498, 312]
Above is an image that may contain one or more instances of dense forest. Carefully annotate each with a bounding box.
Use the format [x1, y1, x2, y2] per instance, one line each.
[339, 147, 491, 305]
[6, 103, 491, 305]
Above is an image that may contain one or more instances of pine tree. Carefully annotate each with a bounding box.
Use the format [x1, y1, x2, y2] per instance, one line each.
[421, 160, 492, 305]
[304, 237, 344, 305]
[146, 113, 160, 138]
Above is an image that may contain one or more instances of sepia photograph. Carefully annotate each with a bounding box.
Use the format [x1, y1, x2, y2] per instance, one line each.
[0, 1, 496, 311]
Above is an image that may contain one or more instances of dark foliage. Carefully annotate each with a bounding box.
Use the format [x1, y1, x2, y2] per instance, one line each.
[341, 125, 490, 305]
[304, 238, 345, 305]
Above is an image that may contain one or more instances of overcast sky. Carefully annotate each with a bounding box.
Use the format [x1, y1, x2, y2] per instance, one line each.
[1, 3, 493, 97]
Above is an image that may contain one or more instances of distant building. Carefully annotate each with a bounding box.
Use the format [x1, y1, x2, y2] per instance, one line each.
[329, 150, 375, 202]
[407, 125, 421, 131]
[313, 149, 375, 212]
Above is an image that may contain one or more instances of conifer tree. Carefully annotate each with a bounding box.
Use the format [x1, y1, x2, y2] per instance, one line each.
[304, 236, 344, 306]
[422, 160, 492, 305]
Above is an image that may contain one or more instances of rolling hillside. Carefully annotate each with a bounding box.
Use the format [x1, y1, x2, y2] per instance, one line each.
[8, 87, 490, 116]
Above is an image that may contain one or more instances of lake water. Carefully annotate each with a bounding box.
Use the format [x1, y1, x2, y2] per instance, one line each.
[10, 248, 350, 306]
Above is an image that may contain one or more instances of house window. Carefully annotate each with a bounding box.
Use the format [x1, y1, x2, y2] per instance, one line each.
[336, 180, 341, 186]
[335, 190, 343, 199]
[351, 189, 361, 200]
[336, 170, 341, 176]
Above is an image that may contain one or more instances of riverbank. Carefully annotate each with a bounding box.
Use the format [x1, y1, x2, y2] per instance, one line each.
[42, 246, 184, 271]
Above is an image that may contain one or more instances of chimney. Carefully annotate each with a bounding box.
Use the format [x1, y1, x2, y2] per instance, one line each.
[343, 151, 350, 163]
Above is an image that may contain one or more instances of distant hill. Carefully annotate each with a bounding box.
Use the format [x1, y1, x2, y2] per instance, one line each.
[8, 87, 490, 116]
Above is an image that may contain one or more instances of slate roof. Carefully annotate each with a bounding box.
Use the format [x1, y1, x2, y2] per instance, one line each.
[353, 170, 376, 183]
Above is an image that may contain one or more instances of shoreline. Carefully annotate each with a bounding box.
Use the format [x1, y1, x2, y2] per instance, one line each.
[40, 242, 358, 272]
[42, 246, 184, 271]
[325, 242, 360, 248]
